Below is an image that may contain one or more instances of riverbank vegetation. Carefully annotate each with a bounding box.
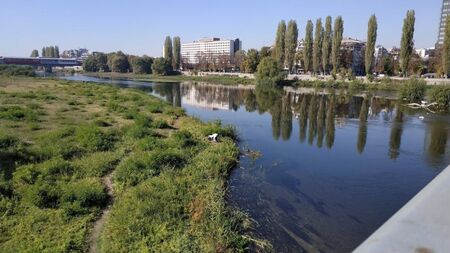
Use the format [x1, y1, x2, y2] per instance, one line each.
[0, 77, 249, 252]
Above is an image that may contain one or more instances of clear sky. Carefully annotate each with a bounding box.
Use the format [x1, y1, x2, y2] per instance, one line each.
[0, 0, 443, 57]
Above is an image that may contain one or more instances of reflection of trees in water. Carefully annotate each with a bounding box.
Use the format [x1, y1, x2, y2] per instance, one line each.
[427, 121, 448, 166]
[298, 94, 309, 143]
[281, 93, 293, 140]
[155, 83, 448, 159]
[308, 95, 318, 145]
[357, 97, 369, 154]
[389, 104, 403, 160]
[271, 98, 282, 140]
[326, 95, 336, 149]
[244, 90, 257, 112]
[317, 96, 326, 148]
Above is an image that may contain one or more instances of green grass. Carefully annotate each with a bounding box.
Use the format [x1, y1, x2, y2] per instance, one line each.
[84, 72, 255, 86]
[0, 77, 249, 252]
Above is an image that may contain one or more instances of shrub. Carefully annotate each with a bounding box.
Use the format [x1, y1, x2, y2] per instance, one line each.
[72, 151, 120, 178]
[0, 133, 18, 149]
[22, 181, 61, 208]
[172, 130, 198, 148]
[399, 78, 427, 103]
[115, 149, 186, 187]
[61, 178, 108, 209]
[152, 119, 171, 129]
[201, 121, 237, 140]
[0, 106, 39, 122]
[428, 85, 450, 111]
[255, 57, 286, 85]
[76, 126, 117, 152]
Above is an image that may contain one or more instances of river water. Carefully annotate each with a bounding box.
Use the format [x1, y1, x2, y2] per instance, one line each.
[60, 74, 450, 253]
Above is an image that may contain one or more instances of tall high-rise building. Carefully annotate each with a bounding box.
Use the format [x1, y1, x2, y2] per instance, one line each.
[437, 0, 450, 46]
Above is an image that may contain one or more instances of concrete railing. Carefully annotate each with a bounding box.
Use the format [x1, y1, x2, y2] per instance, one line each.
[354, 165, 450, 253]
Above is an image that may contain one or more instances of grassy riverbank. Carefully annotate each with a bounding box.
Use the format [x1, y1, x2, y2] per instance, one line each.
[0, 77, 249, 252]
[83, 72, 255, 86]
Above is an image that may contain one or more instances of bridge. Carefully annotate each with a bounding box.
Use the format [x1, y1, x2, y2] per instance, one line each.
[0, 57, 82, 71]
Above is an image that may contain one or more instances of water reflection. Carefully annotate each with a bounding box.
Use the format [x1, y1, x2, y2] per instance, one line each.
[151, 83, 449, 163]
[60, 75, 450, 253]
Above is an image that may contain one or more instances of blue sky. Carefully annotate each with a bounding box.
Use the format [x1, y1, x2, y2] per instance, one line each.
[0, 0, 443, 57]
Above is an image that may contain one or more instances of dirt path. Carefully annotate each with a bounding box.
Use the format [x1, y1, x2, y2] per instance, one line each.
[88, 173, 114, 253]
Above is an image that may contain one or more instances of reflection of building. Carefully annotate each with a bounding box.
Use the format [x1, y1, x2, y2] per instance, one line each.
[183, 86, 231, 110]
[340, 37, 366, 75]
[437, 0, 450, 46]
[181, 38, 242, 65]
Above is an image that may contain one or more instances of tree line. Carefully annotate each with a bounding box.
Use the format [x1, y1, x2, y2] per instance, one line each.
[256, 10, 450, 85]
[30, 46, 60, 58]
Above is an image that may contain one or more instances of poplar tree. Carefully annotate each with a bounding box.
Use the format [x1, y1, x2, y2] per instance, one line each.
[313, 18, 323, 74]
[172, 36, 181, 70]
[442, 16, 450, 77]
[42, 47, 46, 57]
[331, 16, 344, 74]
[400, 10, 415, 77]
[303, 20, 314, 73]
[164, 36, 173, 65]
[274, 20, 286, 67]
[322, 16, 333, 74]
[55, 46, 60, 58]
[365, 15, 377, 77]
[285, 20, 298, 72]
[30, 49, 39, 57]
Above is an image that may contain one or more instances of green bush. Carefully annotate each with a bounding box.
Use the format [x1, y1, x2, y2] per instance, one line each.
[399, 78, 427, 103]
[0, 106, 39, 122]
[61, 178, 107, 210]
[0, 65, 35, 77]
[76, 126, 117, 152]
[428, 85, 450, 111]
[0, 133, 18, 149]
[152, 119, 171, 129]
[172, 130, 198, 148]
[114, 149, 186, 187]
[72, 151, 120, 178]
[255, 57, 286, 85]
[22, 180, 61, 208]
[201, 121, 237, 140]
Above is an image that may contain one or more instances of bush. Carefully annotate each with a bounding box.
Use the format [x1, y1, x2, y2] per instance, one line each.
[0, 65, 35, 77]
[114, 149, 186, 187]
[0, 106, 39, 122]
[152, 57, 172, 75]
[428, 85, 450, 111]
[0, 133, 18, 149]
[61, 178, 107, 210]
[201, 121, 237, 141]
[399, 78, 427, 103]
[76, 126, 117, 152]
[152, 119, 171, 129]
[255, 57, 286, 85]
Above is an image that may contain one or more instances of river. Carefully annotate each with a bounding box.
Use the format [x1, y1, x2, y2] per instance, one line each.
[60, 74, 450, 253]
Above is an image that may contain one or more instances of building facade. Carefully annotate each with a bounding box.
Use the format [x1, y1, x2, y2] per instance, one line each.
[340, 37, 366, 75]
[181, 38, 242, 66]
[437, 0, 450, 46]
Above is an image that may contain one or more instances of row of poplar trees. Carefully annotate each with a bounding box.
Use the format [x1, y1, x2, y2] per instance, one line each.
[30, 46, 60, 58]
[272, 10, 447, 78]
[163, 36, 181, 70]
[274, 16, 345, 75]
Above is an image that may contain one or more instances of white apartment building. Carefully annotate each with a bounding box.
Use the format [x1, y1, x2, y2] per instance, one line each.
[437, 0, 450, 45]
[181, 38, 242, 65]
